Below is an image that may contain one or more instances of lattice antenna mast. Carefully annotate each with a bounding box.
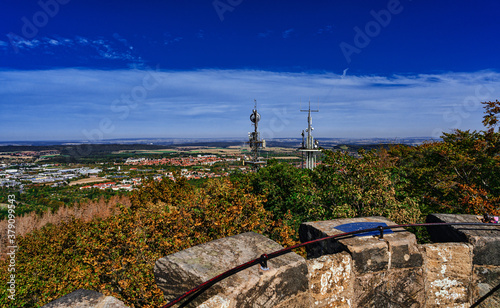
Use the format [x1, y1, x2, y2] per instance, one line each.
[248, 99, 265, 168]
[298, 101, 320, 169]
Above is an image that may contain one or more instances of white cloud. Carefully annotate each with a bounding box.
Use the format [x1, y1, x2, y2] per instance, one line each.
[112, 33, 130, 47]
[10, 38, 43, 49]
[258, 30, 273, 38]
[48, 39, 60, 46]
[282, 28, 294, 39]
[316, 25, 334, 35]
[0, 69, 498, 141]
[164, 37, 183, 45]
[162, 32, 184, 46]
[3, 35, 143, 64]
[76, 36, 89, 45]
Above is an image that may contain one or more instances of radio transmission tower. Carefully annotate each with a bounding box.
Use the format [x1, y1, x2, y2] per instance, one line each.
[247, 99, 265, 168]
[298, 101, 320, 169]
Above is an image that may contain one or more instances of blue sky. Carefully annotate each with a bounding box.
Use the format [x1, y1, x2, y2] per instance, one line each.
[1, 0, 499, 141]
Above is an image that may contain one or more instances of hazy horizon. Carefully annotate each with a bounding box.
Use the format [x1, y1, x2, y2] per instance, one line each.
[0, 136, 441, 148]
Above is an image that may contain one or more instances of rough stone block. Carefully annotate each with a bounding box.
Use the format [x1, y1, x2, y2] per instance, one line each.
[306, 252, 353, 307]
[426, 213, 500, 266]
[41, 289, 129, 308]
[422, 243, 473, 307]
[154, 232, 308, 307]
[300, 217, 422, 274]
[348, 239, 389, 273]
[353, 268, 425, 308]
[197, 295, 232, 308]
[274, 292, 314, 308]
[472, 266, 500, 307]
[387, 233, 423, 269]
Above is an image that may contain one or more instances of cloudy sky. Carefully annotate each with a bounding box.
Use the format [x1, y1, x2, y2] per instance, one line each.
[1, 0, 499, 141]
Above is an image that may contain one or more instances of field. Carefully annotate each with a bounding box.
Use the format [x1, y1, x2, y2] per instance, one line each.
[0, 155, 33, 159]
[272, 156, 300, 159]
[112, 145, 300, 156]
[113, 149, 179, 154]
[69, 177, 109, 186]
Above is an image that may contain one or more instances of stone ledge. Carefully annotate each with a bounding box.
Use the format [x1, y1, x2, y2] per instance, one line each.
[426, 214, 500, 266]
[154, 232, 308, 307]
[41, 289, 129, 308]
[300, 217, 421, 274]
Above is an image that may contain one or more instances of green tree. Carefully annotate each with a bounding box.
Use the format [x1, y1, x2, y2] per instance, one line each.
[240, 161, 322, 231]
[387, 100, 500, 216]
[314, 149, 421, 224]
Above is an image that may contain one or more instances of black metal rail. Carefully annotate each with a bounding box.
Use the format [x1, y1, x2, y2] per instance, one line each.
[160, 222, 499, 308]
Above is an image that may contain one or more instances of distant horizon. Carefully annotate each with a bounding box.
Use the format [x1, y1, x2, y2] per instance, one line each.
[0, 136, 442, 147]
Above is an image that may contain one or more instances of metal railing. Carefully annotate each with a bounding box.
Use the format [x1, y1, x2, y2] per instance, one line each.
[160, 221, 499, 308]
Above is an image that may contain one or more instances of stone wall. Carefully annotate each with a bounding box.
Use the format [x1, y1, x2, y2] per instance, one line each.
[42, 214, 499, 307]
[154, 232, 310, 308]
[155, 214, 500, 308]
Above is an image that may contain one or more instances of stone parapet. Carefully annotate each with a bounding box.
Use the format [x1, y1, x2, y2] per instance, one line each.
[426, 214, 500, 266]
[299, 216, 422, 274]
[300, 217, 426, 307]
[426, 213, 500, 305]
[154, 232, 310, 307]
[40, 214, 500, 307]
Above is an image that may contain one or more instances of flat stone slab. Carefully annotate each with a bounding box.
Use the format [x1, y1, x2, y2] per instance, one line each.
[300, 217, 422, 274]
[41, 289, 129, 308]
[426, 214, 500, 265]
[154, 232, 308, 307]
[334, 221, 394, 237]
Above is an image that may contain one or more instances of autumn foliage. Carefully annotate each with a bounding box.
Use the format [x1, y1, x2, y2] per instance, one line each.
[388, 111, 500, 217]
[0, 195, 130, 258]
[0, 178, 295, 307]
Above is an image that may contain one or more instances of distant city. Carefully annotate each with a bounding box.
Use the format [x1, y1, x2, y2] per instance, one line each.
[0, 135, 439, 191]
